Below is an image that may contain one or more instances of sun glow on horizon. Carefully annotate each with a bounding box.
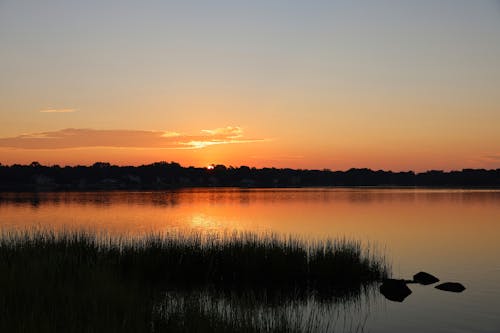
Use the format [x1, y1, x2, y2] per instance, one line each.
[0, 1, 499, 171]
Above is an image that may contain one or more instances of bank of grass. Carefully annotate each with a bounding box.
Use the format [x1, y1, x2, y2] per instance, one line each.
[0, 229, 389, 332]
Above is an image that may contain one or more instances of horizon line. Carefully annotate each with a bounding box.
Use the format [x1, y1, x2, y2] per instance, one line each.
[1, 161, 498, 174]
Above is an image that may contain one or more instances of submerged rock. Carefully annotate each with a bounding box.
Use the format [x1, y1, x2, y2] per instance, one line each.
[435, 282, 466, 293]
[413, 271, 439, 285]
[380, 279, 412, 302]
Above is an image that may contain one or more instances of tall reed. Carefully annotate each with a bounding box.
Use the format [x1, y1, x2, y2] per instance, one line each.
[0, 229, 389, 332]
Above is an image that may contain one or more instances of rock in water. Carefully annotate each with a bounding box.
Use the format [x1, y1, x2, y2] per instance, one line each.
[413, 271, 439, 285]
[380, 279, 412, 302]
[435, 282, 465, 292]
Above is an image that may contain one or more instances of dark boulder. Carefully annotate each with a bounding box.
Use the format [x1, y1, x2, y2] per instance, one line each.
[435, 282, 465, 292]
[413, 271, 439, 285]
[380, 279, 412, 302]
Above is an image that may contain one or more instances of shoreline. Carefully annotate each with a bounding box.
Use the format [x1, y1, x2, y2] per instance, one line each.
[1, 185, 500, 193]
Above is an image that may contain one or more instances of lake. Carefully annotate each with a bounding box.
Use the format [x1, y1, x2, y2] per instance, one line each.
[1, 188, 499, 332]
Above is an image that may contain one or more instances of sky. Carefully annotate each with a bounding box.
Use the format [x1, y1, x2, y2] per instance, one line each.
[1, 0, 499, 171]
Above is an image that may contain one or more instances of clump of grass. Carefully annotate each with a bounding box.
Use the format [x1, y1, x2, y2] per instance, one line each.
[0, 229, 389, 332]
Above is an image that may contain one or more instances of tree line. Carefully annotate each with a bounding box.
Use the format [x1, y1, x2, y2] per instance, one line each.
[0, 161, 498, 190]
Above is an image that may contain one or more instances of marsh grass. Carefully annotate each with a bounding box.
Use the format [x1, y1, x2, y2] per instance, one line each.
[0, 229, 389, 332]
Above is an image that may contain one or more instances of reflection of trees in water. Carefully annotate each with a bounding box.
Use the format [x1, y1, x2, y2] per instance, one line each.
[1, 190, 499, 210]
[0, 191, 183, 208]
[154, 288, 376, 333]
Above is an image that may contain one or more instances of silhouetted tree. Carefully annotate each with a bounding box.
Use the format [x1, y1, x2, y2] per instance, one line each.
[0, 162, 498, 190]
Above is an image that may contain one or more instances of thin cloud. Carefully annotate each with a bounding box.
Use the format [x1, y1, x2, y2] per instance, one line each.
[201, 126, 243, 138]
[39, 108, 76, 113]
[250, 155, 304, 161]
[480, 154, 500, 162]
[484, 154, 500, 161]
[0, 127, 265, 150]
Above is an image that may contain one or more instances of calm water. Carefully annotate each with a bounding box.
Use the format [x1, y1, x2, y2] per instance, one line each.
[1, 189, 499, 332]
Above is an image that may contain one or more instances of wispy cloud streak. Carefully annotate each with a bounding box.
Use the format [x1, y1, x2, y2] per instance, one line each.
[0, 127, 265, 150]
[39, 108, 76, 113]
[484, 154, 500, 161]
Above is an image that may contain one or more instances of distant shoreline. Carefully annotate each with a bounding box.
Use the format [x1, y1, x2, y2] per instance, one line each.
[1, 186, 500, 193]
[1, 162, 499, 191]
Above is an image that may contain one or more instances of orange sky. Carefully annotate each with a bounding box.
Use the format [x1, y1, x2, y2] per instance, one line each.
[1, 1, 499, 171]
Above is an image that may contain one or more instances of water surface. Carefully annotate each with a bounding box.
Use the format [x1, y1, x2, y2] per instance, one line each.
[1, 189, 499, 332]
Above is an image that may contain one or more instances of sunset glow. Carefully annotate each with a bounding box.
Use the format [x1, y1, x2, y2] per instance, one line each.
[1, 2, 500, 332]
[1, 1, 499, 171]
